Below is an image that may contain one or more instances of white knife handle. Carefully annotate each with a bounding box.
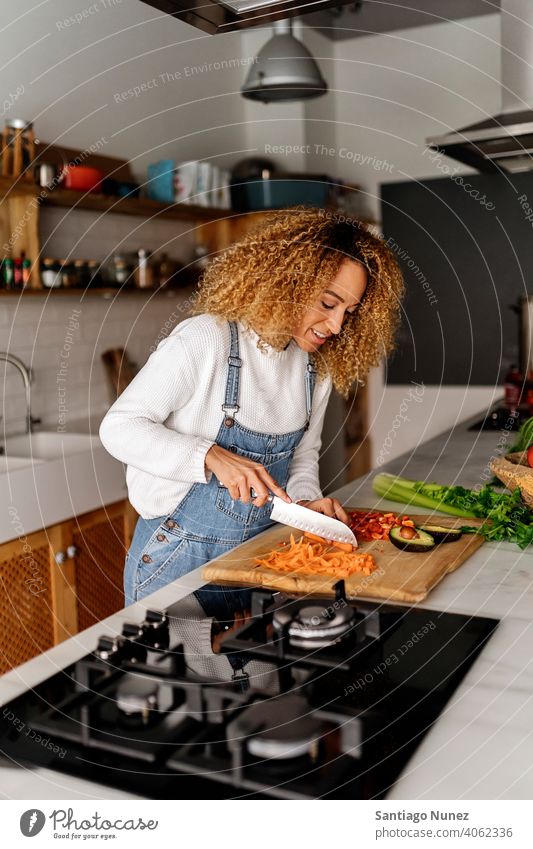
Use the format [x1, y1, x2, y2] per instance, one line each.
[250, 488, 274, 502]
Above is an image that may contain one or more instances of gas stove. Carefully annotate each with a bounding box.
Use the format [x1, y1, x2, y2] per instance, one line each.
[0, 581, 497, 800]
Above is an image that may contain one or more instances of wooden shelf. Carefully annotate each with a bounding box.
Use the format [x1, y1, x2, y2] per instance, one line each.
[0, 285, 196, 297]
[40, 189, 233, 223]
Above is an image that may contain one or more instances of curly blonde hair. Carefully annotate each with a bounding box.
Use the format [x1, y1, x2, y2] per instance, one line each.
[193, 206, 404, 397]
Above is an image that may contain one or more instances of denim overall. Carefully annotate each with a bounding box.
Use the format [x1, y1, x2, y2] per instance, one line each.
[124, 322, 316, 606]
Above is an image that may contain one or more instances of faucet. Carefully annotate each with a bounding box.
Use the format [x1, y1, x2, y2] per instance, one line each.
[0, 352, 40, 434]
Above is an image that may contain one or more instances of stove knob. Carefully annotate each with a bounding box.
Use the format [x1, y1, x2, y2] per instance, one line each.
[96, 635, 125, 661]
[122, 622, 144, 640]
[144, 609, 168, 628]
[120, 622, 148, 662]
[142, 609, 169, 648]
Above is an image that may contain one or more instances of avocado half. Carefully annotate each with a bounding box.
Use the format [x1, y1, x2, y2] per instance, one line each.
[389, 526, 435, 553]
[417, 524, 462, 544]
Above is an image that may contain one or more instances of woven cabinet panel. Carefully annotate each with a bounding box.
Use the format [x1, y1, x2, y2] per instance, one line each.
[0, 542, 54, 674]
[73, 515, 126, 631]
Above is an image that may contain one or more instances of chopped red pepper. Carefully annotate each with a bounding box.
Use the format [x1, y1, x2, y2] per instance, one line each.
[348, 509, 415, 542]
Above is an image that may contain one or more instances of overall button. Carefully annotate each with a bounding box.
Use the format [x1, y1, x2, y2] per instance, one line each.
[224, 417, 234, 428]
[142, 554, 153, 564]
[156, 533, 167, 542]
[165, 519, 178, 529]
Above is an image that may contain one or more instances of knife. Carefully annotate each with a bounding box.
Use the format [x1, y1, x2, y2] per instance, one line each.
[266, 495, 357, 546]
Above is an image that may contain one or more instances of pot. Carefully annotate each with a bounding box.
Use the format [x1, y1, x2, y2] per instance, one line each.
[62, 165, 104, 193]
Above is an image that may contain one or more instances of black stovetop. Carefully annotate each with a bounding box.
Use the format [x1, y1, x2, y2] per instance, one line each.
[0, 582, 497, 800]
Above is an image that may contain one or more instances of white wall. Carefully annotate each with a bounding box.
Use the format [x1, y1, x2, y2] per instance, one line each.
[300, 27, 337, 174]
[5, 0, 248, 178]
[0, 290, 195, 434]
[331, 14, 503, 465]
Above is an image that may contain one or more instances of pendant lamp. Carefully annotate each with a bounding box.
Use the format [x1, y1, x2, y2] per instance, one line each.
[241, 19, 328, 103]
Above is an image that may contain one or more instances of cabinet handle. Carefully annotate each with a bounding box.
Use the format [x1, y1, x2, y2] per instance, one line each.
[66, 545, 78, 559]
[54, 550, 66, 565]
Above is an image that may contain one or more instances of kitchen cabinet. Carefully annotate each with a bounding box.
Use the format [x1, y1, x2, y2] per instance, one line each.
[69, 500, 136, 632]
[195, 210, 267, 255]
[0, 528, 57, 674]
[0, 499, 136, 675]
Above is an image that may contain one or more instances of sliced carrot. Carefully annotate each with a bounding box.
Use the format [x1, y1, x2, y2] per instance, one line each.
[330, 541, 355, 553]
[254, 534, 376, 579]
[303, 531, 355, 553]
[304, 531, 328, 544]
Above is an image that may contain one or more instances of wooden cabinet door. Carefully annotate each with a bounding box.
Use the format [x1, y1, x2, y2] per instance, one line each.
[0, 500, 136, 674]
[70, 501, 128, 631]
[0, 528, 55, 674]
[195, 211, 270, 255]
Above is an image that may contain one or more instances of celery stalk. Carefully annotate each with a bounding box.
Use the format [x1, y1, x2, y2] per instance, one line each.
[372, 473, 477, 519]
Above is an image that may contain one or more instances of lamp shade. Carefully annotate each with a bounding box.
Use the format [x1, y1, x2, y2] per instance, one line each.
[241, 24, 328, 103]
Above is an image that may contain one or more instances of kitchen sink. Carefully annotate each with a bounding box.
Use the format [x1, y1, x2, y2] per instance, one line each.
[4, 431, 99, 461]
[0, 427, 127, 545]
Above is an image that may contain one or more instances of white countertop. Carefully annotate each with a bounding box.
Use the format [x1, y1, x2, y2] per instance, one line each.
[1, 408, 533, 800]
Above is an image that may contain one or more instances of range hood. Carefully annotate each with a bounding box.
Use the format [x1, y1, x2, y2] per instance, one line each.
[427, 0, 533, 174]
[140, 0, 351, 34]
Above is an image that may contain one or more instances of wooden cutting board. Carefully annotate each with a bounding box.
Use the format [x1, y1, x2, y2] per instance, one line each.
[202, 510, 485, 603]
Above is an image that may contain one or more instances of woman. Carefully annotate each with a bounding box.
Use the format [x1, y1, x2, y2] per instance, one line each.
[99, 207, 404, 605]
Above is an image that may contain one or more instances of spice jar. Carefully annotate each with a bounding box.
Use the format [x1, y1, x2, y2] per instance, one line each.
[22, 258, 31, 287]
[3, 258, 14, 289]
[87, 260, 104, 287]
[73, 259, 89, 288]
[59, 259, 77, 288]
[13, 257, 23, 287]
[154, 252, 177, 288]
[134, 249, 154, 288]
[110, 254, 131, 286]
[41, 258, 61, 288]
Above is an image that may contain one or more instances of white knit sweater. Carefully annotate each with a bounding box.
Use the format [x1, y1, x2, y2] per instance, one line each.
[99, 313, 332, 519]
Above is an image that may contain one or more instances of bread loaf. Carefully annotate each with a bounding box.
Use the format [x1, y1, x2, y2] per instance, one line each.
[490, 455, 533, 509]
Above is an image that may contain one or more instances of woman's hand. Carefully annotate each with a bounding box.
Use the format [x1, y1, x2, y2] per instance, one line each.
[297, 497, 350, 525]
[205, 444, 291, 506]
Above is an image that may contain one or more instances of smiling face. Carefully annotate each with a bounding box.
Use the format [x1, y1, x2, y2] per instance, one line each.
[292, 259, 368, 352]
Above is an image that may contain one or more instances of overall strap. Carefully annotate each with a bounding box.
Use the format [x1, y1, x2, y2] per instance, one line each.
[304, 358, 317, 431]
[222, 321, 242, 425]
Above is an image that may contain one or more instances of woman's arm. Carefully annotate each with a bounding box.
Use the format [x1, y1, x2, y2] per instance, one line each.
[286, 377, 350, 523]
[285, 376, 332, 504]
[99, 330, 214, 484]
